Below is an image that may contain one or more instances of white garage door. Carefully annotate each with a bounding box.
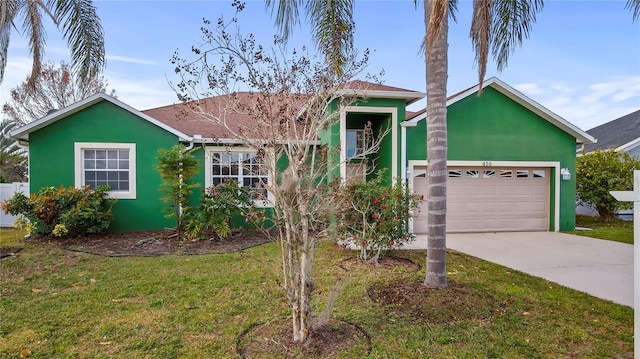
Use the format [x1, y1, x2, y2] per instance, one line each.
[413, 167, 549, 233]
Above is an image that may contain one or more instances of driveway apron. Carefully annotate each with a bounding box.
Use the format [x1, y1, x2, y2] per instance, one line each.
[407, 232, 633, 307]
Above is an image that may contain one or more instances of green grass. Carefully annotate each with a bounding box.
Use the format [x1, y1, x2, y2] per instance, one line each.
[0, 229, 633, 358]
[0, 227, 27, 246]
[567, 215, 634, 244]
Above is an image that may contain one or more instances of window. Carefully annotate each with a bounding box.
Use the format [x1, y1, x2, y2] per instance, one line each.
[206, 149, 271, 206]
[465, 170, 479, 179]
[533, 170, 546, 178]
[483, 170, 496, 179]
[346, 129, 365, 158]
[74, 143, 136, 199]
[500, 170, 512, 178]
[448, 169, 462, 178]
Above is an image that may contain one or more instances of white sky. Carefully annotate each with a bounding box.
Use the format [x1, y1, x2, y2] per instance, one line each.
[2, 0, 639, 131]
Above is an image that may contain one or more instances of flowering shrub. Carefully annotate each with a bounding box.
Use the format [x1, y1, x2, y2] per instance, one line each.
[335, 173, 421, 264]
[1, 185, 115, 237]
[12, 217, 37, 234]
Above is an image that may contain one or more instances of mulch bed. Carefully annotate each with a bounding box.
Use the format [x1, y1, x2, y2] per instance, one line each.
[368, 280, 510, 324]
[237, 318, 371, 359]
[21, 228, 273, 257]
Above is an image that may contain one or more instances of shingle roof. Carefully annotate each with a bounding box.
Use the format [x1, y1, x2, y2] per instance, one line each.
[583, 109, 640, 152]
[143, 92, 312, 141]
[143, 81, 423, 139]
[346, 80, 418, 93]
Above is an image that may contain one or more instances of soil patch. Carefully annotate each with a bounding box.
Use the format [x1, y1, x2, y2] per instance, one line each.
[23, 229, 273, 257]
[368, 280, 509, 324]
[0, 246, 22, 259]
[339, 255, 420, 274]
[237, 318, 371, 358]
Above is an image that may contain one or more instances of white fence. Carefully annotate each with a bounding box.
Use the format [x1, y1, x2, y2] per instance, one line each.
[0, 182, 29, 227]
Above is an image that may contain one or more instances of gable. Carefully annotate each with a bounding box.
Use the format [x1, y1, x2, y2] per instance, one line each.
[29, 100, 179, 145]
[447, 87, 577, 160]
[404, 77, 594, 145]
[10, 93, 190, 142]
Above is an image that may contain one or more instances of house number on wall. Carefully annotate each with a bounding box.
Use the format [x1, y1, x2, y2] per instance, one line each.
[482, 161, 493, 167]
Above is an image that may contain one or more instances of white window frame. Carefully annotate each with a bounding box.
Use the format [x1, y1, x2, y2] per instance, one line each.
[204, 147, 274, 208]
[346, 129, 366, 159]
[74, 142, 137, 199]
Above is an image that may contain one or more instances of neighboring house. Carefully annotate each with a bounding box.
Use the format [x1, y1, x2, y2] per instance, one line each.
[576, 109, 640, 218]
[9, 77, 594, 233]
[581, 109, 640, 156]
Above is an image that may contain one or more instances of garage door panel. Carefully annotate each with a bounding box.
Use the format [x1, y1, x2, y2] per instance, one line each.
[413, 166, 549, 233]
[530, 186, 547, 195]
[480, 203, 497, 212]
[480, 186, 498, 195]
[463, 203, 481, 212]
[497, 203, 515, 212]
[530, 202, 547, 211]
[499, 188, 516, 196]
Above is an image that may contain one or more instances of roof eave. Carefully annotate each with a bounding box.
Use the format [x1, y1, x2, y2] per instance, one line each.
[338, 89, 425, 105]
[616, 137, 640, 152]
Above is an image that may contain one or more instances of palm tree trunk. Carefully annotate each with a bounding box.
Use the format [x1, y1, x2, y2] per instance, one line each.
[424, 0, 448, 289]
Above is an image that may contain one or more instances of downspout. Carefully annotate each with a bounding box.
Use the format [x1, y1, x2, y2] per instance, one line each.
[184, 134, 203, 150]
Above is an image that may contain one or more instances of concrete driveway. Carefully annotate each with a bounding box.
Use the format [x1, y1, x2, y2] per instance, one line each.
[407, 232, 633, 307]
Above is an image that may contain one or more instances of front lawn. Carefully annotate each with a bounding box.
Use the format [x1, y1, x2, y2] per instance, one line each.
[567, 215, 634, 244]
[0, 229, 633, 358]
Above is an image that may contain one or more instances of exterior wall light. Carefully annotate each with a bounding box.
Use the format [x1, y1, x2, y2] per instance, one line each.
[561, 167, 571, 181]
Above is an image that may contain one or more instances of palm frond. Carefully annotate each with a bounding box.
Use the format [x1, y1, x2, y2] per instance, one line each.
[425, 0, 449, 56]
[626, 0, 640, 22]
[418, 0, 458, 57]
[448, 0, 459, 23]
[0, 119, 25, 155]
[24, 0, 46, 89]
[490, 0, 544, 72]
[306, 0, 355, 76]
[51, 0, 105, 81]
[265, 0, 303, 42]
[470, 0, 492, 91]
[0, 0, 21, 85]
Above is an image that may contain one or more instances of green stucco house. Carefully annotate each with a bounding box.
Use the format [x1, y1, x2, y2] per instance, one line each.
[10, 77, 594, 233]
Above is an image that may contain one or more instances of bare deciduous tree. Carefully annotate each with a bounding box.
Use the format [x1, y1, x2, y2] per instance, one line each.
[2, 61, 114, 125]
[172, 4, 385, 343]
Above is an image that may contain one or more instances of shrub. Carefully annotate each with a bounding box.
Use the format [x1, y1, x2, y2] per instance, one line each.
[577, 149, 640, 222]
[1, 185, 116, 237]
[156, 144, 200, 237]
[335, 172, 421, 264]
[184, 180, 255, 239]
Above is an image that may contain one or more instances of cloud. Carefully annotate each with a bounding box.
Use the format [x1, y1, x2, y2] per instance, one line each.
[509, 76, 640, 131]
[106, 72, 177, 110]
[514, 82, 545, 95]
[107, 55, 158, 66]
[0, 56, 34, 104]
